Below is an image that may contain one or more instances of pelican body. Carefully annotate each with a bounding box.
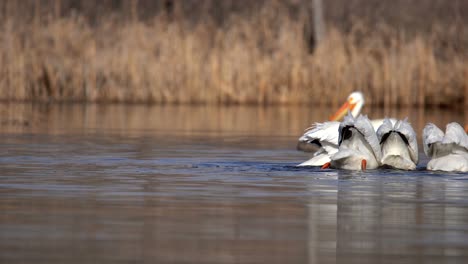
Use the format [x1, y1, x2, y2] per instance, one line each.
[377, 118, 419, 170]
[423, 123, 468, 172]
[297, 92, 364, 166]
[328, 114, 382, 170]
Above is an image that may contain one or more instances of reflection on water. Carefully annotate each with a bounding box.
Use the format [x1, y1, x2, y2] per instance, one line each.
[0, 104, 467, 263]
[308, 170, 468, 263]
[0, 103, 465, 136]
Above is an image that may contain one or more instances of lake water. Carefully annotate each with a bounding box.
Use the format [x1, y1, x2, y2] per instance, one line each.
[0, 104, 467, 263]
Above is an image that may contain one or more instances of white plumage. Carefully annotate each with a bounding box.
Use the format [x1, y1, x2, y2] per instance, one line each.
[297, 91, 396, 167]
[376, 118, 419, 170]
[297, 121, 340, 166]
[423, 122, 468, 172]
[329, 113, 382, 170]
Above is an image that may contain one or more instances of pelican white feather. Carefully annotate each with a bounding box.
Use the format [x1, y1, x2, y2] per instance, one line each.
[377, 118, 418, 170]
[339, 113, 382, 161]
[297, 121, 340, 166]
[422, 123, 444, 157]
[329, 113, 381, 170]
[442, 123, 468, 148]
[423, 122, 468, 172]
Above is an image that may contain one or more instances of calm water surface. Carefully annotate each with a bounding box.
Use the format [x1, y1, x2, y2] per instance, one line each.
[0, 104, 467, 263]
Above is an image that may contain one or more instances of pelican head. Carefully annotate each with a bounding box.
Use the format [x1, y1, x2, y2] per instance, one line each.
[329, 91, 365, 121]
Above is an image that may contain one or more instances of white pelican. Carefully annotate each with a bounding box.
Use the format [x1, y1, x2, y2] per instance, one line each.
[322, 113, 382, 170]
[423, 122, 468, 172]
[297, 91, 393, 166]
[297, 92, 364, 166]
[376, 118, 418, 170]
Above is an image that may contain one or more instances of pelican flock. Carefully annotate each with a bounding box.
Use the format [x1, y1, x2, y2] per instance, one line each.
[297, 91, 468, 172]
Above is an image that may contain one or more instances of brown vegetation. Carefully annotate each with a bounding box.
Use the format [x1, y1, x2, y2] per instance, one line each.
[0, 0, 467, 107]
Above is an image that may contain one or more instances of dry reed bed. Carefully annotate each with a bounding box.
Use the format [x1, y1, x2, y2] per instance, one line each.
[0, 7, 466, 107]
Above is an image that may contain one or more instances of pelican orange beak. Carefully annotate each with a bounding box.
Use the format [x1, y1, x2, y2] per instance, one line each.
[465, 124, 468, 133]
[329, 99, 356, 121]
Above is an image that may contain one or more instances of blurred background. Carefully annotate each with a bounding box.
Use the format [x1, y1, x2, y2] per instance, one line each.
[0, 0, 467, 108]
[2, 2, 468, 264]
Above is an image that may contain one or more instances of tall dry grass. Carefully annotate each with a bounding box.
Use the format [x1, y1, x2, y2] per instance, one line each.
[0, 1, 467, 107]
